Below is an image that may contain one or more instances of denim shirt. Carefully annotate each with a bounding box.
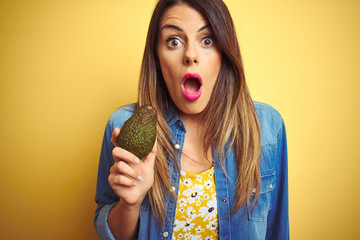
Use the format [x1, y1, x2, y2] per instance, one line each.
[94, 101, 289, 240]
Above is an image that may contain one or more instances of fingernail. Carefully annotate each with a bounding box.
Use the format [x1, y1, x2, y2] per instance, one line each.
[133, 182, 137, 186]
[137, 175, 143, 181]
[134, 158, 140, 164]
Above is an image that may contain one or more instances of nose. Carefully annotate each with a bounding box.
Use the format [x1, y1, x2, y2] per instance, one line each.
[183, 45, 198, 65]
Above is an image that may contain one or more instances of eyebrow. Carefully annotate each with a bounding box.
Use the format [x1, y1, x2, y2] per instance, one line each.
[161, 24, 210, 33]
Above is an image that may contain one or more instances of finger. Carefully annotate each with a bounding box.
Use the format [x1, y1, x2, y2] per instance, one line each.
[108, 174, 137, 188]
[151, 139, 158, 154]
[110, 161, 142, 181]
[112, 146, 141, 165]
[111, 127, 121, 146]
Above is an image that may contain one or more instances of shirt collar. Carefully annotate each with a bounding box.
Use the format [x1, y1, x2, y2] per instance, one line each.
[165, 103, 181, 125]
[164, 103, 186, 131]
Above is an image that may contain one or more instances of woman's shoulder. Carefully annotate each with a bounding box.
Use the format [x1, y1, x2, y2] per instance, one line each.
[106, 103, 136, 131]
[254, 101, 283, 121]
[253, 101, 285, 145]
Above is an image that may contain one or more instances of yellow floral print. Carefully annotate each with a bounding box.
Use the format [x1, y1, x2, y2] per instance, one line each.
[172, 167, 218, 240]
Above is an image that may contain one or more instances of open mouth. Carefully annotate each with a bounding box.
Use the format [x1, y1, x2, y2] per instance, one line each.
[184, 78, 201, 93]
[181, 73, 202, 101]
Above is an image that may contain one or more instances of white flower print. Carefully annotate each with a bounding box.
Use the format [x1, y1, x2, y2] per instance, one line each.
[206, 218, 218, 232]
[184, 232, 191, 239]
[183, 219, 195, 232]
[183, 178, 192, 187]
[191, 235, 202, 240]
[205, 179, 213, 189]
[182, 184, 204, 205]
[173, 219, 186, 232]
[199, 196, 218, 221]
[177, 197, 187, 208]
[196, 174, 203, 182]
[186, 206, 197, 220]
[172, 168, 218, 240]
[203, 193, 210, 200]
[179, 207, 185, 214]
[195, 226, 203, 234]
[208, 172, 214, 179]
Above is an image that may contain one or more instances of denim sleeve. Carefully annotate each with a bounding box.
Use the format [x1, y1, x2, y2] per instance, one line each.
[94, 119, 119, 240]
[266, 120, 289, 239]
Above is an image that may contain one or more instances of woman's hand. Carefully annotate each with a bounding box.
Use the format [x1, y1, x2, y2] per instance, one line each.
[108, 127, 157, 207]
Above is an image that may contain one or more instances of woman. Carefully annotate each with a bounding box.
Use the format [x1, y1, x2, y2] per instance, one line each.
[94, 0, 289, 239]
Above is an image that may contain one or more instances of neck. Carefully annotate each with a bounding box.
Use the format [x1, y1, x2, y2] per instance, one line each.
[178, 112, 214, 174]
[179, 112, 202, 131]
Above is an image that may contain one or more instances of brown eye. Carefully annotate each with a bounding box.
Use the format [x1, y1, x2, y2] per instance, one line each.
[202, 37, 213, 47]
[167, 38, 181, 48]
[171, 40, 179, 46]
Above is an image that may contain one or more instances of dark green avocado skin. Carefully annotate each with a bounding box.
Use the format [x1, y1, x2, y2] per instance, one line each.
[117, 105, 157, 159]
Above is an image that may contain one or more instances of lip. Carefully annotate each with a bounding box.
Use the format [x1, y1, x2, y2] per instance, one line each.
[181, 73, 203, 101]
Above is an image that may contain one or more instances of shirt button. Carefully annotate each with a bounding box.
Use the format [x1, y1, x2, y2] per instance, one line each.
[163, 231, 169, 237]
[269, 184, 273, 190]
[174, 144, 181, 150]
[171, 186, 176, 192]
[221, 198, 227, 204]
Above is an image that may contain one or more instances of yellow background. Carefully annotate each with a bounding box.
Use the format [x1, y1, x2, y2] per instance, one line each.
[1, 0, 359, 239]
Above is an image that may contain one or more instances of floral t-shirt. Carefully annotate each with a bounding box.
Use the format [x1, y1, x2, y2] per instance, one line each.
[172, 167, 219, 240]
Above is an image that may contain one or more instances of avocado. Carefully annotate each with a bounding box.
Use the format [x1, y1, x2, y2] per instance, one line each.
[117, 104, 157, 159]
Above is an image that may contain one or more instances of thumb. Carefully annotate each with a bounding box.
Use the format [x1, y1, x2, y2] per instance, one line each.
[111, 127, 120, 147]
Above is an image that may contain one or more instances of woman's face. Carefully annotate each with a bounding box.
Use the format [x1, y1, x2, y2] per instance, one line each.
[157, 3, 222, 116]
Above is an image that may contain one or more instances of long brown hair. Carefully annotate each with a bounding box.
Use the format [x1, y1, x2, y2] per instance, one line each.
[138, 0, 261, 225]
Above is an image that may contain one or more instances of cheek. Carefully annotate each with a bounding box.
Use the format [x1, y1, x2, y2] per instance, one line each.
[158, 55, 183, 93]
[158, 51, 176, 79]
[211, 52, 222, 73]
[205, 52, 222, 83]
[159, 61, 173, 90]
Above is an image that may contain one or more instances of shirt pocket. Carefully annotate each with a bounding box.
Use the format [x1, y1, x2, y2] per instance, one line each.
[247, 170, 276, 221]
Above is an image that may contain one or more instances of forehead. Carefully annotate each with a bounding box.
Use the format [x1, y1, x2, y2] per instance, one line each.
[159, 3, 209, 29]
